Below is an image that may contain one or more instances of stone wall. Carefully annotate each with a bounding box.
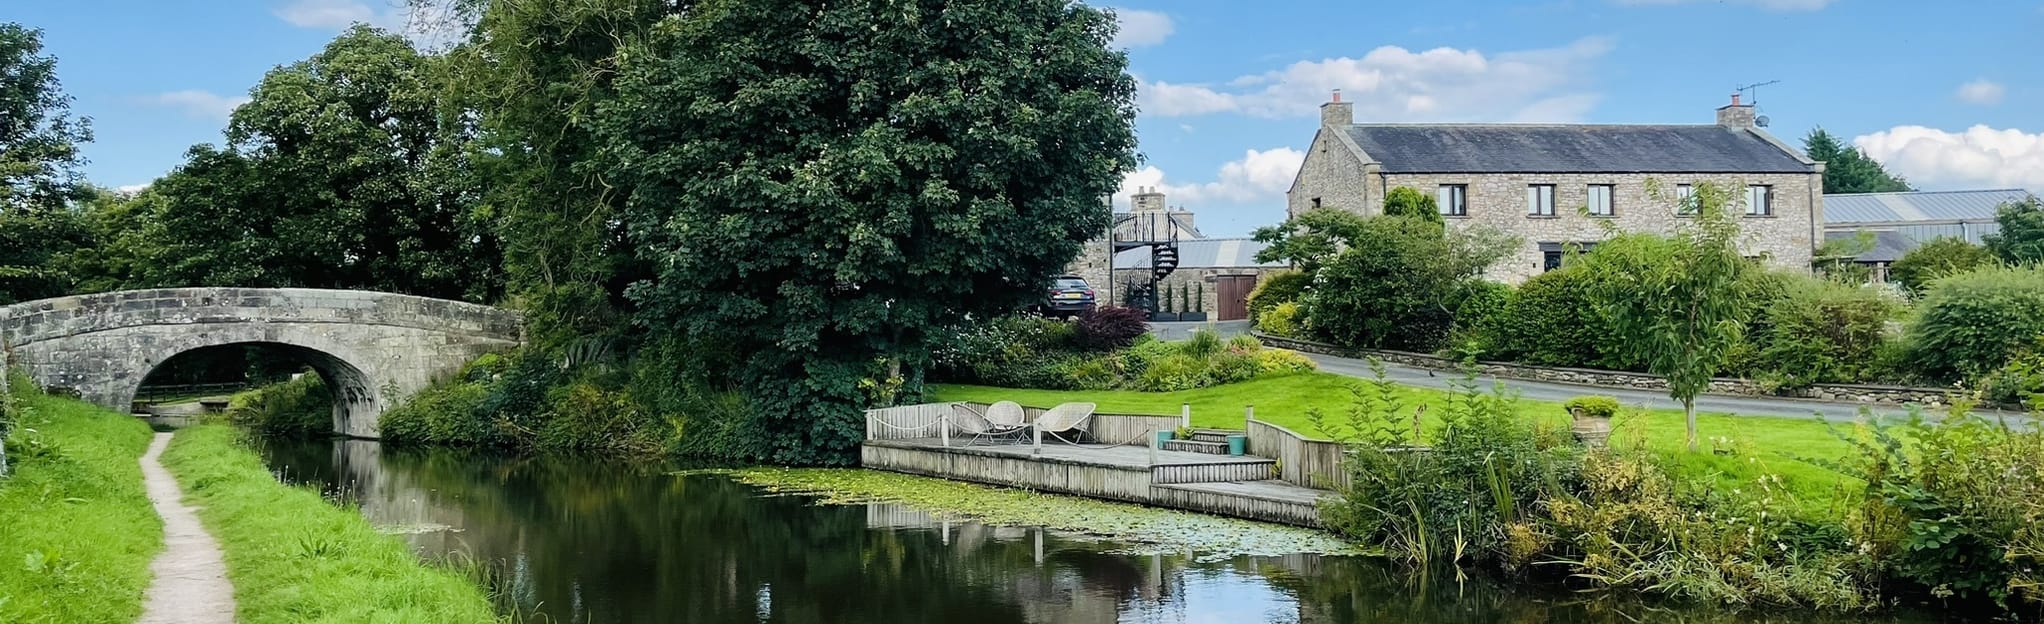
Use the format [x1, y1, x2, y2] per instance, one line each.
[1255, 333, 1970, 409]
[1285, 127, 1372, 219]
[1380, 171, 1823, 284]
[0, 288, 523, 437]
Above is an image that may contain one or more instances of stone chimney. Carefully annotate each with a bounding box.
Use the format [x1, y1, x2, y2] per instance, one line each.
[1131, 186, 1166, 212]
[1321, 89, 1354, 128]
[1716, 92, 1756, 129]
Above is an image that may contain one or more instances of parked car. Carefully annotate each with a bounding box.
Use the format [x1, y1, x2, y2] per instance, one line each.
[1037, 276, 1097, 318]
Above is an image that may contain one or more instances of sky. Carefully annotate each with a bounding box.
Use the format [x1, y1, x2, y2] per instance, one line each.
[11, 0, 2044, 237]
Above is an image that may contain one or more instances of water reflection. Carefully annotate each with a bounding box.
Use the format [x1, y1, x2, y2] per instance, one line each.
[256, 438, 1955, 624]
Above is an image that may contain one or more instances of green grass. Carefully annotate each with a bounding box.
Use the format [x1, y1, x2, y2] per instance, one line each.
[930, 371, 1865, 518]
[161, 424, 502, 623]
[0, 388, 161, 623]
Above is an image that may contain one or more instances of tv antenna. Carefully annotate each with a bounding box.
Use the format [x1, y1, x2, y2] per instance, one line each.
[1735, 80, 1781, 104]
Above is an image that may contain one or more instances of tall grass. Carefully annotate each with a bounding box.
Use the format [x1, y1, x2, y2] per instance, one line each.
[161, 424, 502, 623]
[0, 382, 160, 622]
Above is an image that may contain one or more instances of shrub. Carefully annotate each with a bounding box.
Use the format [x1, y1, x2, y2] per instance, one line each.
[1246, 270, 1310, 321]
[225, 375, 333, 437]
[1181, 328, 1224, 359]
[1903, 265, 2044, 380]
[1075, 306, 1149, 350]
[1253, 349, 1316, 376]
[1135, 353, 1209, 391]
[1563, 395, 1620, 419]
[377, 380, 494, 446]
[1305, 216, 1512, 351]
[1488, 266, 1622, 368]
[1746, 280, 1900, 388]
[1256, 302, 1304, 337]
[1447, 280, 1512, 355]
[1889, 236, 1995, 292]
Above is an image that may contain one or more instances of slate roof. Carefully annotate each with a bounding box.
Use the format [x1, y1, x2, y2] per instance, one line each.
[1824, 189, 2034, 224]
[1114, 238, 1286, 270]
[1345, 124, 1815, 174]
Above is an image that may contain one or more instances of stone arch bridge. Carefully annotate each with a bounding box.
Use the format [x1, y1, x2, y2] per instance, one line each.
[0, 288, 522, 438]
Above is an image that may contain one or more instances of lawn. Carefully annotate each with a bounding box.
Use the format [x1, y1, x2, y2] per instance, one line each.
[0, 385, 161, 623]
[162, 425, 502, 623]
[930, 371, 1867, 518]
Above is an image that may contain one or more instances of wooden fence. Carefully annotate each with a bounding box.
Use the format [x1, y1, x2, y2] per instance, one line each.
[866, 402, 1182, 446]
[1245, 417, 1351, 491]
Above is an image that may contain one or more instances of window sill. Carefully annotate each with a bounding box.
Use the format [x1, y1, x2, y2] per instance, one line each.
[1443, 214, 1471, 219]
[1588, 214, 1617, 219]
[1743, 214, 1777, 219]
[1526, 214, 1558, 219]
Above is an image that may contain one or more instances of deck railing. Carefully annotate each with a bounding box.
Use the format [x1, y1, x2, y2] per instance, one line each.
[1244, 417, 1351, 491]
[865, 402, 1180, 447]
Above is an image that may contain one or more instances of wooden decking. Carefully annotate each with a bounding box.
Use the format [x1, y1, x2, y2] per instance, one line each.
[860, 437, 1337, 527]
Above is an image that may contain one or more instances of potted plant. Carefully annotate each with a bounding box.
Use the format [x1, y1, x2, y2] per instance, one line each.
[1181, 282, 1209, 321]
[1564, 395, 1619, 447]
[1152, 283, 1181, 322]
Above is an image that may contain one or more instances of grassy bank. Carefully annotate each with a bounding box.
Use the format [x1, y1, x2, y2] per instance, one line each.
[930, 371, 1862, 517]
[0, 386, 160, 622]
[161, 424, 501, 623]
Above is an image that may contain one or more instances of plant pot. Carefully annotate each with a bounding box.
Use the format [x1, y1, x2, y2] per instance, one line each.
[1569, 407, 1611, 448]
[1155, 430, 1175, 447]
[1151, 312, 1181, 322]
[1225, 434, 1247, 456]
[1180, 312, 1208, 322]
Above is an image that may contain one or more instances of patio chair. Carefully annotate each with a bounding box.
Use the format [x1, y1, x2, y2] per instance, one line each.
[1030, 402, 1097, 445]
[948, 402, 1029, 446]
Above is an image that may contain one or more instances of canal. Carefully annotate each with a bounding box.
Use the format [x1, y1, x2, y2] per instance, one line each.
[256, 437, 1955, 624]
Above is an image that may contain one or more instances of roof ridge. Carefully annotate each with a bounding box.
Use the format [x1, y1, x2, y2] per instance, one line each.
[1348, 123, 1723, 129]
[1829, 188, 2032, 197]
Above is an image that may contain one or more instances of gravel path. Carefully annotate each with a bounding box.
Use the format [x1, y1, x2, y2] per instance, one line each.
[138, 432, 236, 624]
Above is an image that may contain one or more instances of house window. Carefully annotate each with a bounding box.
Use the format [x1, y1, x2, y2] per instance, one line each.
[1675, 184, 1696, 215]
[1526, 184, 1556, 216]
[1311, 197, 1322, 210]
[1587, 184, 1615, 217]
[1538, 242, 1597, 272]
[1437, 184, 1467, 217]
[1745, 185, 1772, 216]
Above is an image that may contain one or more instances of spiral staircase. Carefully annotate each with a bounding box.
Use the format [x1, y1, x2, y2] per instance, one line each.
[1111, 212, 1183, 318]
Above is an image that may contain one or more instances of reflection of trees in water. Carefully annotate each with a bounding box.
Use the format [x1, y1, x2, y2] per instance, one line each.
[252, 440, 1944, 624]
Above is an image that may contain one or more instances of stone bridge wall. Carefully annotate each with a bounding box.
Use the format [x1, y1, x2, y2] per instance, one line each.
[0, 288, 522, 438]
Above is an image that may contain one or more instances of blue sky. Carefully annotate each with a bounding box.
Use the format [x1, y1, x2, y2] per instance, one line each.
[13, 0, 2044, 236]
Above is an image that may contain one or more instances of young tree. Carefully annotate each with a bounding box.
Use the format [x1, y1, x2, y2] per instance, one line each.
[1890, 236, 1996, 292]
[1251, 208, 1371, 273]
[601, 0, 1137, 464]
[1804, 128, 1910, 194]
[0, 23, 91, 213]
[1986, 197, 2044, 265]
[1381, 186, 1443, 226]
[1585, 182, 1753, 452]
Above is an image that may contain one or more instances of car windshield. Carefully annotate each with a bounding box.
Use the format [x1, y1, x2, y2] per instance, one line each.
[1054, 278, 1089, 289]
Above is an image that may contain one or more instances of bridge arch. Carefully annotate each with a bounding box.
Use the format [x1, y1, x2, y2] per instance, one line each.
[0, 288, 522, 437]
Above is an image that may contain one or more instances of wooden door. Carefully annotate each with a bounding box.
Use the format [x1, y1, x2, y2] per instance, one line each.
[1216, 276, 1255, 321]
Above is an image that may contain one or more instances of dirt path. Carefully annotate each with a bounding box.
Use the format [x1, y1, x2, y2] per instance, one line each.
[138, 432, 236, 623]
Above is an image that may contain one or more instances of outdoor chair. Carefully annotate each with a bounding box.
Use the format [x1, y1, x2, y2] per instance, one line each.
[949, 402, 1029, 446]
[1030, 402, 1097, 445]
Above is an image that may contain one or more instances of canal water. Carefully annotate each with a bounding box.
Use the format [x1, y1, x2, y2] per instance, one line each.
[257, 438, 1956, 624]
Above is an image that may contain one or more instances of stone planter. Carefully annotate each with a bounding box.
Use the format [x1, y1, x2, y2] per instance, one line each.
[1179, 312, 1209, 322]
[1569, 407, 1611, 448]
[1151, 312, 1182, 322]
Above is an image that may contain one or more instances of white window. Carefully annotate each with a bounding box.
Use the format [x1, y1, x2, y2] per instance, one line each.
[1438, 184, 1467, 217]
[1676, 184, 1696, 215]
[1526, 184, 1556, 216]
[1746, 185, 1772, 216]
[1587, 184, 1615, 217]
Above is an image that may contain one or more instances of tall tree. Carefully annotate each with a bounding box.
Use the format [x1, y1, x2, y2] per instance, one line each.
[1986, 197, 2044, 266]
[0, 23, 94, 304]
[601, 0, 1137, 464]
[1251, 208, 1372, 273]
[1381, 186, 1443, 226]
[1804, 128, 1910, 194]
[146, 26, 500, 302]
[1585, 182, 1753, 452]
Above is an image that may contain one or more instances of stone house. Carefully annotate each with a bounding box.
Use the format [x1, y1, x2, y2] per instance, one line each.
[1286, 92, 1826, 283]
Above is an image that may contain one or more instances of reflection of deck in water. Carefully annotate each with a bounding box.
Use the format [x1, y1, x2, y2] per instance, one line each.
[860, 438, 1332, 527]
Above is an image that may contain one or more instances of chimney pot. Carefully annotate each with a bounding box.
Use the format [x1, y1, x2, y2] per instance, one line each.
[1731, 93, 1742, 106]
[1332, 89, 1342, 103]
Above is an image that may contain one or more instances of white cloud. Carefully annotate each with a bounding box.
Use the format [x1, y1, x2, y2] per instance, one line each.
[274, 0, 467, 47]
[1111, 8, 1174, 48]
[116, 183, 151, 194]
[1613, 0, 1834, 10]
[148, 90, 251, 120]
[274, 0, 392, 29]
[1854, 125, 2044, 190]
[1115, 148, 1306, 210]
[1956, 79, 2006, 105]
[1136, 37, 1612, 122]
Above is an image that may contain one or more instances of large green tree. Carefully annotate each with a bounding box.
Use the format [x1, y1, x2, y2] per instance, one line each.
[601, 0, 1137, 464]
[1304, 215, 1514, 351]
[145, 26, 500, 302]
[1986, 197, 2044, 265]
[1251, 208, 1372, 273]
[0, 23, 94, 304]
[1890, 236, 1996, 292]
[1804, 128, 1910, 194]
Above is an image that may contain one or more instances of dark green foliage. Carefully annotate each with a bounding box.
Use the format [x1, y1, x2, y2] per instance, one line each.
[1904, 265, 2044, 381]
[0, 23, 91, 213]
[600, 0, 1135, 464]
[1746, 280, 1900, 389]
[1445, 280, 1511, 356]
[1486, 266, 1623, 368]
[0, 201, 89, 304]
[225, 375, 334, 438]
[380, 348, 677, 455]
[1889, 236, 1995, 292]
[1803, 128, 1910, 194]
[1305, 216, 1513, 352]
[931, 320, 1311, 392]
[1245, 270, 1308, 321]
[1075, 306, 1147, 350]
[1985, 197, 2044, 266]
[1381, 186, 1442, 226]
[1250, 208, 1370, 273]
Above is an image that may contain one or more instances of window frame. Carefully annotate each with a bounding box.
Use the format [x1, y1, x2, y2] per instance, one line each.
[1745, 184, 1773, 216]
[1526, 184, 1556, 217]
[1675, 184, 1696, 216]
[1438, 184, 1468, 217]
[1587, 184, 1616, 217]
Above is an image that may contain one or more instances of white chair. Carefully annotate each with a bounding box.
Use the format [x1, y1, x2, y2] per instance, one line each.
[1031, 402, 1097, 445]
[949, 402, 1028, 446]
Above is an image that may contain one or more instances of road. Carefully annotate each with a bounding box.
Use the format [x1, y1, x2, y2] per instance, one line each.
[1302, 352, 1979, 424]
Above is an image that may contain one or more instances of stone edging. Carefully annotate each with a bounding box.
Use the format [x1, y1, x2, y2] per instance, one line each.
[1254, 332, 1969, 409]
